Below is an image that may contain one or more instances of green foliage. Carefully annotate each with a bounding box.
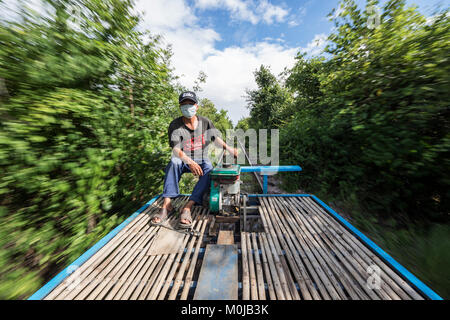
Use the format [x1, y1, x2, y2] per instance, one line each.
[278, 0, 450, 220]
[0, 0, 177, 299]
[245, 65, 294, 129]
[235, 117, 251, 131]
[197, 98, 233, 136]
[0, 1, 237, 299]
[246, 0, 449, 296]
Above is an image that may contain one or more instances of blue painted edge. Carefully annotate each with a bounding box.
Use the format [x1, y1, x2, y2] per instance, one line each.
[241, 165, 302, 173]
[263, 175, 268, 194]
[248, 193, 443, 300]
[248, 194, 311, 197]
[27, 194, 161, 300]
[309, 194, 442, 300]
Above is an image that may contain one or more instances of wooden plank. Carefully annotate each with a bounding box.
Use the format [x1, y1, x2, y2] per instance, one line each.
[259, 233, 285, 300]
[278, 197, 370, 300]
[89, 227, 158, 300]
[105, 255, 152, 300]
[288, 197, 387, 300]
[240, 232, 250, 300]
[274, 197, 358, 299]
[74, 202, 184, 300]
[217, 230, 235, 245]
[148, 210, 201, 300]
[301, 197, 422, 300]
[259, 200, 301, 299]
[47, 207, 154, 299]
[193, 244, 238, 300]
[114, 234, 162, 300]
[46, 196, 185, 300]
[132, 199, 192, 300]
[165, 214, 208, 300]
[301, 197, 407, 298]
[179, 216, 211, 300]
[136, 254, 168, 300]
[49, 196, 199, 300]
[260, 198, 314, 299]
[215, 215, 240, 223]
[259, 197, 315, 300]
[258, 197, 332, 300]
[257, 203, 294, 300]
[267, 197, 345, 300]
[157, 212, 205, 300]
[246, 231, 258, 299]
[251, 233, 266, 300]
[257, 232, 276, 300]
[65, 222, 154, 300]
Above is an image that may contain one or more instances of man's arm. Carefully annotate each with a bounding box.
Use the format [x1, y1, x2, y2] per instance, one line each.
[213, 136, 238, 158]
[206, 119, 238, 158]
[172, 146, 204, 176]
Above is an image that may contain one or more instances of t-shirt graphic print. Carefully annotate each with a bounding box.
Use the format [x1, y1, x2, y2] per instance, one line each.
[168, 116, 220, 160]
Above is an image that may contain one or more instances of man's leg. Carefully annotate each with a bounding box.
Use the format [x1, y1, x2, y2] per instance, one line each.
[152, 157, 186, 224]
[180, 160, 213, 225]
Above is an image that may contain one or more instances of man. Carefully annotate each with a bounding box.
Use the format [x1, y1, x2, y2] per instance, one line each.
[151, 91, 238, 228]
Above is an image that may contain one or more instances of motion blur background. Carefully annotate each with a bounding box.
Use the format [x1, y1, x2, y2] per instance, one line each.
[0, 0, 448, 299]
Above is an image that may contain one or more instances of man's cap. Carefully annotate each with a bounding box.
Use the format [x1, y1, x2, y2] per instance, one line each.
[179, 91, 198, 104]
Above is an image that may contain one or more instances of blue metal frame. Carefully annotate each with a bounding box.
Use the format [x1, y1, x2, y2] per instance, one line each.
[241, 165, 302, 193]
[240, 165, 302, 173]
[27, 194, 161, 300]
[263, 175, 268, 194]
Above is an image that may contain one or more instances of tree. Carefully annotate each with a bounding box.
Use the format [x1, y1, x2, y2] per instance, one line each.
[280, 0, 450, 220]
[197, 98, 233, 136]
[0, 0, 178, 299]
[235, 117, 250, 131]
[245, 65, 294, 129]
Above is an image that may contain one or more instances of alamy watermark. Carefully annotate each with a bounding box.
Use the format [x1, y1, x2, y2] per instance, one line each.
[367, 5, 381, 29]
[170, 128, 280, 174]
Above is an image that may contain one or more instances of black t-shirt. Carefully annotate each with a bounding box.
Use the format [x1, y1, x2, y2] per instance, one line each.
[168, 116, 220, 160]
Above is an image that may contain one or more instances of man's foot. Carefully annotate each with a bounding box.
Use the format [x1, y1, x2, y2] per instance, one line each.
[151, 204, 174, 225]
[179, 207, 193, 228]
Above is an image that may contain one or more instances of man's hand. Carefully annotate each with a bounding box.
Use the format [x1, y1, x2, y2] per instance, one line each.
[232, 147, 239, 158]
[188, 160, 203, 176]
[228, 147, 238, 158]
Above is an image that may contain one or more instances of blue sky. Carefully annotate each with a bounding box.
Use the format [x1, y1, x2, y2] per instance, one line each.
[2, 0, 447, 124]
[183, 0, 447, 51]
[135, 0, 445, 125]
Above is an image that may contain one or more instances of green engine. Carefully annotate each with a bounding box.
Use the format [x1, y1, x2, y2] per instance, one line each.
[209, 164, 241, 215]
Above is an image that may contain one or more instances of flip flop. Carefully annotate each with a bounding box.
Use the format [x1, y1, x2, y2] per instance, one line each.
[150, 207, 174, 226]
[178, 208, 193, 229]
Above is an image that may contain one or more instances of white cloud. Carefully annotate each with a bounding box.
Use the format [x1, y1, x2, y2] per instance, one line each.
[135, 0, 197, 30]
[195, 0, 258, 24]
[300, 33, 328, 56]
[137, 0, 301, 124]
[194, 0, 289, 25]
[200, 42, 299, 124]
[257, 0, 289, 24]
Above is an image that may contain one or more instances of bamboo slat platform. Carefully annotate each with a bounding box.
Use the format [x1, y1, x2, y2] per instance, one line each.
[39, 195, 428, 300]
[244, 196, 424, 300]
